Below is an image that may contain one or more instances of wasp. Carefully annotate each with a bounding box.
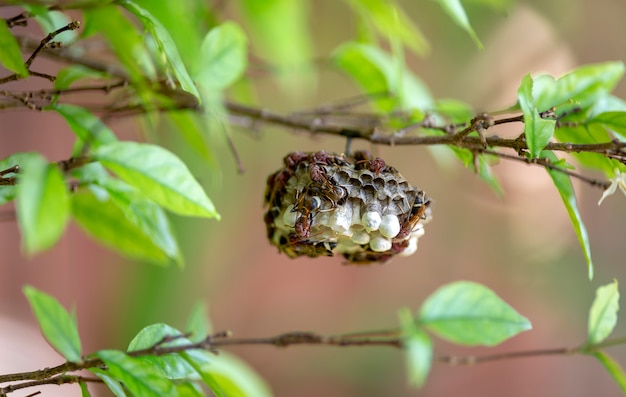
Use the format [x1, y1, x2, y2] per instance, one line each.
[342, 250, 393, 265]
[309, 159, 350, 209]
[284, 151, 308, 169]
[281, 235, 336, 258]
[264, 169, 294, 209]
[353, 150, 387, 175]
[291, 188, 323, 239]
[294, 214, 312, 239]
[309, 163, 340, 196]
[368, 157, 387, 175]
[394, 191, 431, 242]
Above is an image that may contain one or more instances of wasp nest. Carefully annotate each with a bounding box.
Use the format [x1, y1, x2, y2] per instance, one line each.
[264, 151, 432, 264]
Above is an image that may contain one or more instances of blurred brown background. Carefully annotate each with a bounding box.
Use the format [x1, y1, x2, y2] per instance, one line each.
[1, 0, 626, 396]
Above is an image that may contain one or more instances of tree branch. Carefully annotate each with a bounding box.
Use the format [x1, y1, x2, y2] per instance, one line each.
[0, 327, 621, 395]
[0, 21, 81, 85]
[4, 20, 624, 193]
[0, 375, 101, 395]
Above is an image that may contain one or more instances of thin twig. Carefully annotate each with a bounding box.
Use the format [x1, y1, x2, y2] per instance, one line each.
[4, 23, 624, 192]
[0, 20, 81, 85]
[479, 148, 612, 190]
[4, 11, 29, 28]
[1, 327, 624, 394]
[24, 21, 80, 68]
[436, 346, 576, 365]
[225, 129, 245, 174]
[0, 375, 100, 395]
[16, 35, 127, 78]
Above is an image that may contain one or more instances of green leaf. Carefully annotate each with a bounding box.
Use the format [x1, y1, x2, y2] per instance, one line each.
[92, 141, 219, 219]
[332, 42, 433, 112]
[554, 122, 618, 175]
[399, 308, 432, 388]
[79, 381, 91, 397]
[119, 0, 201, 100]
[54, 65, 108, 90]
[128, 323, 197, 380]
[517, 74, 556, 158]
[95, 350, 177, 397]
[333, 43, 395, 111]
[185, 302, 212, 343]
[588, 280, 620, 345]
[195, 22, 248, 90]
[594, 351, 626, 394]
[127, 323, 184, 351]
[23, 286, 82, 362]
[463, 0, 512, 11]
[98, 178, 182, 266]
[345, 0, 430, 56]
[438, 143, 502, 195]
[588, 111, 626, 141]
[0, 19, 28, 76]
[167, 111, 214, 164]
[434, 0, 483, 49]
[590, 95, 626, 117]
[51, 104, 118, 150]
[477, 153, 503, 196]
[183, 351, 273, 397]
[16, 154, 70, 254]
[176, 382, 204, 397]
[237, 0, 312, 91]
[542, 151, 594, 279]
[71, 188, 175, 265]
[534, 61, 625, 113]
[90, 368, 127, 397]
[181, 351, 223, 397]
[418, 281, 532, 346]
[434, 98, 474, 124]
[84, 5, 156, 82]
[71, 161, 109, 185]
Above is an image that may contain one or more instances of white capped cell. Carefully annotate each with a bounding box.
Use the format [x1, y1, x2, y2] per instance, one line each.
[361, 211, 382, 231]
[399, 236, 418, 257]
[379, 214, 401, 238]
[411, 223, 425, 238]
[340, 228, 354, 238]
[335, 238, 361, 254]
[330, 203, 352, 232]
[369, 235, 392, 252]
[350, 202, 361, 227]
[316, 210, 331, 226]
[351, 229, 370, 245]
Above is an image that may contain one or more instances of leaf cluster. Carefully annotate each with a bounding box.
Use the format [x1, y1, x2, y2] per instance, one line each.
[19, 286, 271, 397]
